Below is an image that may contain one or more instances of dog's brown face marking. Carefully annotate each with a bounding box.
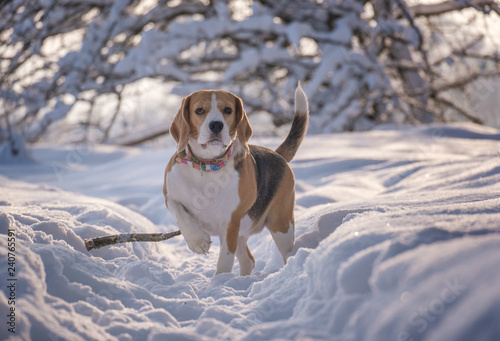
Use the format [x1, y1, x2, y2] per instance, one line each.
[170, 90, 252, 155]
[186, 91, 238, 139]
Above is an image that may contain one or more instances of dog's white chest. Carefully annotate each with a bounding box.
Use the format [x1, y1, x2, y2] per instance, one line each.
[167, 162, 241, 236]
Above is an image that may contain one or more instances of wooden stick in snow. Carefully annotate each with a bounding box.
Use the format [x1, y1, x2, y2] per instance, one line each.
[85, 230, 181, 251]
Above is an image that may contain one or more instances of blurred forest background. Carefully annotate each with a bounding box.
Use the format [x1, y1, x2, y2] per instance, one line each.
[1, 0, 500, 156]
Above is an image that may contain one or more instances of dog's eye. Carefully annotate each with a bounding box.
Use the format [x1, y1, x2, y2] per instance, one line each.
[223, 107, 232, 115]
[195, 108, 205, 115]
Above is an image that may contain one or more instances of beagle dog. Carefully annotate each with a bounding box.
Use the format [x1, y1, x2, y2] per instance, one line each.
[163, 83, 309, 276]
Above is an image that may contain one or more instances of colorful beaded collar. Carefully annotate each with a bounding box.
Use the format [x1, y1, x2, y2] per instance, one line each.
[176, 144, 234, 172]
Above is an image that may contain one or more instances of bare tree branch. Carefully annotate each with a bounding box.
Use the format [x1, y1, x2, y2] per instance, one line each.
[85, 230, 181, 251]
[410, 0, 500, 17]
[436, 95, 484, 124]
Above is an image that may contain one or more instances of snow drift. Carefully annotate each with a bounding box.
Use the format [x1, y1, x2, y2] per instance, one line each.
[1, 123, 500, 341]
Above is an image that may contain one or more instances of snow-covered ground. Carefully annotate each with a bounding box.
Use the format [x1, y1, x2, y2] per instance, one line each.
[1, 122, 500, 341]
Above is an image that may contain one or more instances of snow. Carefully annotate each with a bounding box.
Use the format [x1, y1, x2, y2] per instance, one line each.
[1, 122, 500, 340]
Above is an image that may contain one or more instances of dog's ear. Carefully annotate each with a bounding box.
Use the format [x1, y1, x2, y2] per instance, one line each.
[235, 95, 252, 153]
[170, 95, 191, 153]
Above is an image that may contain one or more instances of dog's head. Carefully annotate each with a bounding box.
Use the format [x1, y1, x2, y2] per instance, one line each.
[170, 90, 252, 159]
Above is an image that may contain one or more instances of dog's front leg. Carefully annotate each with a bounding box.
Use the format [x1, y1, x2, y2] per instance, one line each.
[216, 229, 235, 275]
[215, 218, 240, 275]
[167, 199, 211, 254]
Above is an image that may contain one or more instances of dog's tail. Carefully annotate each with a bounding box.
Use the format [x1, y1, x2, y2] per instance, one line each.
[275, 82, 309, 163]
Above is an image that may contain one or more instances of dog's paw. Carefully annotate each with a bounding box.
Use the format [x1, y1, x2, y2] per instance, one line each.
[184, 231, 212, 255]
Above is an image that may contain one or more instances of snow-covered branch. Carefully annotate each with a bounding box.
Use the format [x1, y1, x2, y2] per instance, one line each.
[1, 0, 499, 152]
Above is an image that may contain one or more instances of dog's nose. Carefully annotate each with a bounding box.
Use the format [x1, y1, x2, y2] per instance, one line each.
[209, 120, 224, 134]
